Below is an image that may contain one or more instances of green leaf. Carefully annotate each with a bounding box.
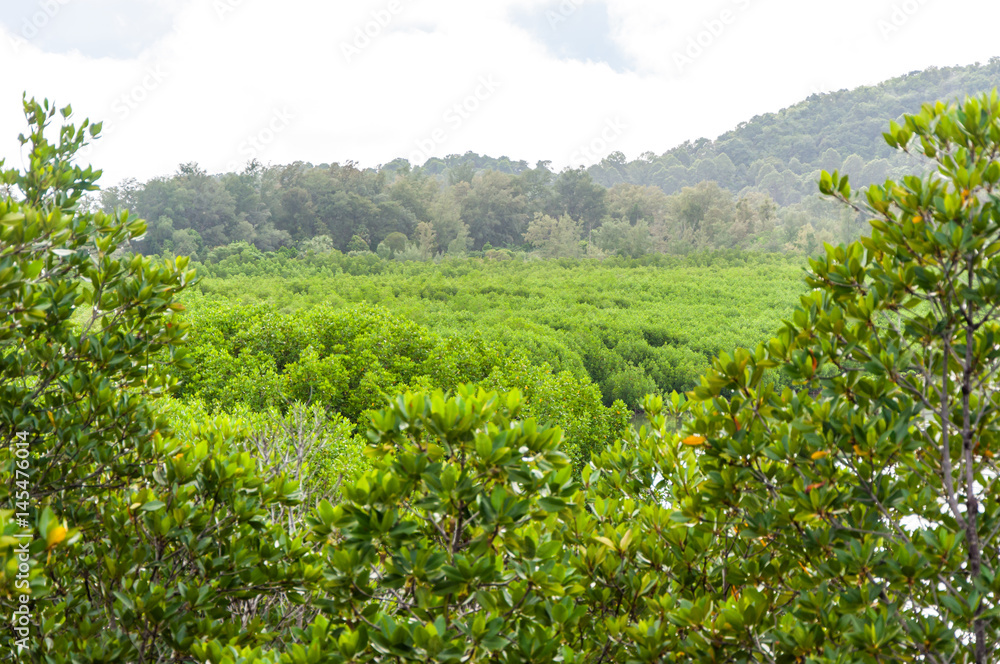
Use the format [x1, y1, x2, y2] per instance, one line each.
[113, 591, 135, 612]
[23, 260, 43, 279]
[538, 496, 566, 512]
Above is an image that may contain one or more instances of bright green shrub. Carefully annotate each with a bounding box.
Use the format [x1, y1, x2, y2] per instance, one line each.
[0, 97, 332, 661]
[176, 300, 627, 473]
[484, 351, 630, 470]
[307, 386, 585, 662]
[282, 345, 351, 410]
[183, 252, 807, 404]
[603, 364, 659, 409]
[418, 332, 503, 388]
[478, 318, 589, 379]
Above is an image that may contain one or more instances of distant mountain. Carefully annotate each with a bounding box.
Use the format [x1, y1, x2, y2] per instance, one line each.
[582, 58, 1000, 204]
[411, 59, 1000, 206]
[109, 59, 1000, 261]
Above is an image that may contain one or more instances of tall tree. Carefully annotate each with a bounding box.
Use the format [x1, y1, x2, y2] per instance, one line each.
[0, 96, 323, 662]
[665, 180, 736, 250]
[460, 170, 529, 249]
[138, 163, 239, 247]
[524, 212, 582, 258]
[386, 168, 440, 223]
[221, 159, 274, 235]
[605, 182, 670, 226]
[551, 167, 607, 232]
[429, 186, 471, 254]
[675, 91, 1000, 662]
[517, 160, 556, 211]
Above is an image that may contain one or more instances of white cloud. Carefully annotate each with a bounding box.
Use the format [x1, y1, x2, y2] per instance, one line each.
[1, 0, 998, 186]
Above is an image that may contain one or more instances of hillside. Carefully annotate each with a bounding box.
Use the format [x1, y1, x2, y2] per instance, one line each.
[583, 59, 1000, 203]
[100, 60, 1000, 261]
[404, 60, 1000, 204]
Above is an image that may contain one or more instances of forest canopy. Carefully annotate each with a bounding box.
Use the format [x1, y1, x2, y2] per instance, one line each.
[2, 63, 1000, 662]
[98, 60, 1000, 264]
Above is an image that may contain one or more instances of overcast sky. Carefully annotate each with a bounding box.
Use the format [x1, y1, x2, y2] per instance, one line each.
[1, 0, 998, 186]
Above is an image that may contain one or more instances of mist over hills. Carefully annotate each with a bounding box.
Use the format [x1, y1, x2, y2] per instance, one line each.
[102, 59, 1000, 259]
[410, 58, 1000, 205]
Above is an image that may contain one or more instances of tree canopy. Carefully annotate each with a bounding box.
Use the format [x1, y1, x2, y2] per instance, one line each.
[98, 62, 1000, 264]
[3, 85, 1000, 662]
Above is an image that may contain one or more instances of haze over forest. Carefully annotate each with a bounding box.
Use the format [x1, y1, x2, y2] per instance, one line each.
[98, 60, 1000, 261]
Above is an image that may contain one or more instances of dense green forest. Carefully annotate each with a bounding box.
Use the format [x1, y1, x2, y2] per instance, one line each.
[97, 60, 1000, 263]
[162, 250, 804, 503]
[181, 251, 805, 410]
[3, 69, 1000, 661]
[584, 59, 1000, 200]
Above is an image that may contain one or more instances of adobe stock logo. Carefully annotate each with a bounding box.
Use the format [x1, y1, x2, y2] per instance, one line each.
[569, 117, 628, 167]
[214, 0, 248, 20]
[408, 76, 501, 165]
[341, 0, 407, 64]
[77, 63, 168, 163]
[92, 63, 169, 144]
[7, 0, 73, 53]
[226, 108, 294, 173]
[672, 0, 753, 74]
[546, 0, 585, 29]
[877, 0, 931, 40]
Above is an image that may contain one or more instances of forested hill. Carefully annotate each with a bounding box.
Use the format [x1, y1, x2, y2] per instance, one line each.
[100, 59, 1000, 262]
[581, 59, 1000, 203]
[417, 59, 1000, 205]
[709, 60, 1000, 166]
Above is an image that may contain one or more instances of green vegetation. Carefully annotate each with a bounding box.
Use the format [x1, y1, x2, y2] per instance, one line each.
[182, 250, 805, 407]
[102, 156, 813, 260]
[667, 90, 1000, 662]
[3, 79, 1000, 662]
[99, 60, 1000, 266]
[0, 98, 317, 659]
[586, 59, 1000, 200]
[175, 300, 629, 471]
